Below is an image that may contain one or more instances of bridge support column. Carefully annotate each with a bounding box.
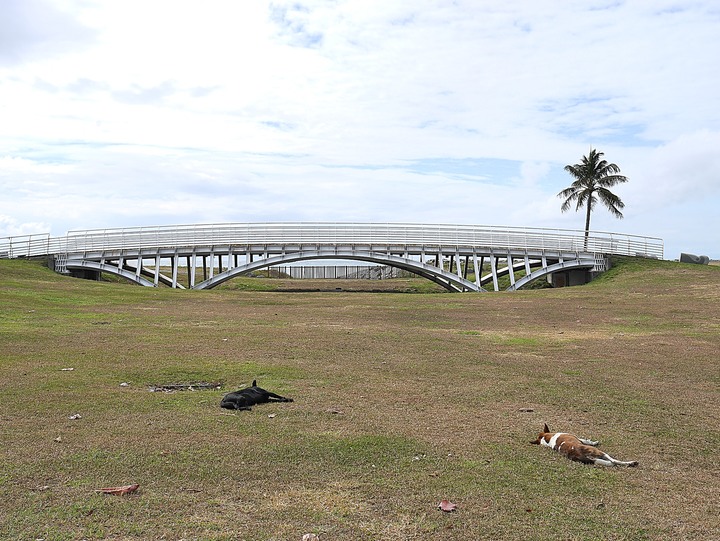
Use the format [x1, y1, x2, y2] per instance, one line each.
[490, 256, 499, 291]
[172, 254, 179, 288]
[508, 255, 516, 287]
[154, 256, 160, 286]
[473, 252, 481, 288]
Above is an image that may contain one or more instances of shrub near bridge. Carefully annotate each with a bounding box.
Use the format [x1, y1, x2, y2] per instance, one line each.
[0, 257, 719, 540]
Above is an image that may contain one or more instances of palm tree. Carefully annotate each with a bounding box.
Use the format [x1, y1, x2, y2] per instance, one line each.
[558, 148, 628, 247]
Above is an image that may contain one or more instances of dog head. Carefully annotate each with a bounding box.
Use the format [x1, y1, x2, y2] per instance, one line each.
[530, 423, 552, 445]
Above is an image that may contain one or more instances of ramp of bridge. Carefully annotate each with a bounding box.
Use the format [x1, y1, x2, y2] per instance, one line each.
[0, 223, 664, 292]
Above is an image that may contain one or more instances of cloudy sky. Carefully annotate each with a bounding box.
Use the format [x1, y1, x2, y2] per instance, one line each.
[1, 0, 719, 259]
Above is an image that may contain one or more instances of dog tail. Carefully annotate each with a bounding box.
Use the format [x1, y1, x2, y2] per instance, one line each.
[252, 379, 257, 387]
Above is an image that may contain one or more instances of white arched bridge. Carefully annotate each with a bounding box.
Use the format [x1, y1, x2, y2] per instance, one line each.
[0, 223, 664, 292]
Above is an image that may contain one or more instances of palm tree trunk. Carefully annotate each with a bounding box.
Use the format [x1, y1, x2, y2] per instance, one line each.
[584, 202, 592, 251]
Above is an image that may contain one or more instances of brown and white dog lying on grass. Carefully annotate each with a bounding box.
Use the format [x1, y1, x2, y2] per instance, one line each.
[531, 424, 638, 467]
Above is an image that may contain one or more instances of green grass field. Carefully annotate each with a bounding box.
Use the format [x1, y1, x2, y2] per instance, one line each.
[1, 257, 719, 540]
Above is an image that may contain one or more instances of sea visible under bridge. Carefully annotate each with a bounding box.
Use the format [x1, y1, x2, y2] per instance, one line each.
[0, 223, 664, 292]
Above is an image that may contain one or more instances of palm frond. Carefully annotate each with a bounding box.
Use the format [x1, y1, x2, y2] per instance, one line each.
[597, 173, 628, 187]
[559, 148, 628, 226]
[597, 187, 625, 218]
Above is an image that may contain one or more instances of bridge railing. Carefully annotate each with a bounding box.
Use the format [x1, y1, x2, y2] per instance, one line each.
[0, 233, 52, 258]
[1, 223, 664, 259]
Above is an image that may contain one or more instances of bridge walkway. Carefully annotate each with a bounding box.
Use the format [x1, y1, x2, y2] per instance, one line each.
[0, 223, 664, 292]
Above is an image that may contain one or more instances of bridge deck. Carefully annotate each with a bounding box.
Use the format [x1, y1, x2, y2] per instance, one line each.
[0, 222, 664, 292]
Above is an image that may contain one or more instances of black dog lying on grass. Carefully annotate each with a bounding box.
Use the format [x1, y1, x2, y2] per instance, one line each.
[220, 380, 293, 411]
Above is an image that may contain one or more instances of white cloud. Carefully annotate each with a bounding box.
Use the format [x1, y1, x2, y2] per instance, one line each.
[1, 0, 719, 259]
[0, 215, 50, 237]
[0, 0, 95, 66]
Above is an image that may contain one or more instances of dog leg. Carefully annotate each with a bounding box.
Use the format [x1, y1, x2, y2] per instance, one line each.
[233, 403, 252, 411]
[593, 453, 638, 467]
[609, 457, 639, 467]
[265, 392, 293, 402]
[578, 438, 599, 447]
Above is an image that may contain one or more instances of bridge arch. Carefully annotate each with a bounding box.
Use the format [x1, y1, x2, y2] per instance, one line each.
[506, 259, 594, 291]
[65, 259, 155, 287]
[195, 250, 480, 292]
[64, 250, 598, 292]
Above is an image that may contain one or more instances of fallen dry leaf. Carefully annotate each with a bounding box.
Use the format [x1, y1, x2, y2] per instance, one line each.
[438, 499, 458, 512]
[96, 483, 140, 496]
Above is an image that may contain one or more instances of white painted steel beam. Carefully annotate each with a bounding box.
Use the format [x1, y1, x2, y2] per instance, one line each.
[490, 256, 499, 292]
[172, 254, 178, 288]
